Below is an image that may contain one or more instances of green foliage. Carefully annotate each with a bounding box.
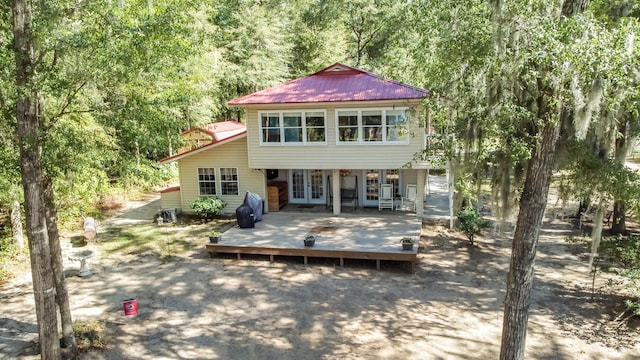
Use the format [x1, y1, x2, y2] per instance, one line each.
[456, 207, 491, 245]
[558, 141, 640, 222]
[454, 173, 477, 208]
[600, 235, 640, 269]
[190, 196, 227, 219]
[0, 234, 29, 284]
[114, 159, 177, 190]
[598, 235, 640, 319]
[400, 237, 414, 244]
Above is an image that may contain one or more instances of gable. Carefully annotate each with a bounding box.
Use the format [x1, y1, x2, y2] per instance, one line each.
[160, 121, 247, 164]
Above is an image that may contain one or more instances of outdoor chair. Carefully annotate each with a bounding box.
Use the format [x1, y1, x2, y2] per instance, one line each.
[378, 183, 394, 211]
[402, 184, 417, 212]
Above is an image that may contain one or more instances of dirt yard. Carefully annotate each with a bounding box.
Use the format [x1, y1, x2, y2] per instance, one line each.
[1, 200, 638, 359]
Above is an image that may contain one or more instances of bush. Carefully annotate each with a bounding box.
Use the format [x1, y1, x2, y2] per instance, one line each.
[190, 196, 227, 218]
[599, 235, 640, 269]
[456, 206, 491, 245]
[599, 235, 640, 320]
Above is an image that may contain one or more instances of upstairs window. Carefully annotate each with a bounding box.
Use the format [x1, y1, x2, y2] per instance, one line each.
[305, 111, 326, 142]
[336, 108, 409, 144]
[261, 113, 281, 143]
[338, 111, 358, 142]
[362, 110, 382, 142]
[283, 112, 303, 143]
[386, 110, 408, 142]
[259, 110, 326, 145]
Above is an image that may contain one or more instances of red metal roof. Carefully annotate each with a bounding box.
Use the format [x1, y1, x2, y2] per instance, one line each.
[159, 121, 246, 164]
[190, 121, 246, 142]
[160, 186, 180, 193]
[228, 63, 429, 105]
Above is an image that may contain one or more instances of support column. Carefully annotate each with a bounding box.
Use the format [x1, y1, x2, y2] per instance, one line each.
[332, 169, 341, 215]
[447, 162, 454, 229]
[263, 170, 269, 213]
[416, 169, 426, 217]
[426, 167, 430, 196]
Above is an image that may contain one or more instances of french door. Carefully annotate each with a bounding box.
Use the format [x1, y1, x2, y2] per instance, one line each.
[362, 170, 380, 207]
[361, 169, 400, 207]
[289, 169, 326, 204]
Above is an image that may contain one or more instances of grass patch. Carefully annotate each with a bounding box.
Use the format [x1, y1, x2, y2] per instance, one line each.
[99, 224, 191, 258]
[0, 237, 30, 285]
[73, 319, 110, 351]
[98, 217, 236, 260]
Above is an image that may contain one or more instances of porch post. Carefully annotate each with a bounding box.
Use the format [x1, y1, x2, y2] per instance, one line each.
[332, 169, 341, 215]
[416, 170, 426, 217]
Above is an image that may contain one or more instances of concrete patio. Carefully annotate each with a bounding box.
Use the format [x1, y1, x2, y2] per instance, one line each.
[207, 211, 422, 272]
[205, 175, 451, 272]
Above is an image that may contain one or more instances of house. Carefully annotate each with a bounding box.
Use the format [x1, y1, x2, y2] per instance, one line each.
[160, 63, 450, 218]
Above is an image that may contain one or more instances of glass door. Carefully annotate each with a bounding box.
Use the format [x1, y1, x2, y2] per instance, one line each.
[309, 169, 325, 204]
[290, 170, 306, 203]
[362, 170, 380, 207]
[362, 170, 400, 207]
[289, 170, 325, 204]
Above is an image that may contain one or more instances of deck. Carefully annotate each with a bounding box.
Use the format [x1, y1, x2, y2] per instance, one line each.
[205, 211, 421, 272]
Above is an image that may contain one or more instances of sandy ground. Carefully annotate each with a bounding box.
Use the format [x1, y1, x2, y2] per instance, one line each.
[1, 198, 639, 359]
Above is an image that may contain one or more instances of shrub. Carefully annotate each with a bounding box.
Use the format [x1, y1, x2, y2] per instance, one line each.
[190, 196, 227, 218]
[456, 206, 491, 245]
[599, 235, 640, 269]
[599, 235, 640, 320]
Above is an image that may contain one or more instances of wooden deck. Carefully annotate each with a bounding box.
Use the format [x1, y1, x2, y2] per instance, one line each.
[205, 211, 421, 272]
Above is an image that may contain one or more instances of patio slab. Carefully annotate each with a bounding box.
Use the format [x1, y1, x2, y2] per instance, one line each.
[220, 211, 420, 251]
[207, 211, 422, 271]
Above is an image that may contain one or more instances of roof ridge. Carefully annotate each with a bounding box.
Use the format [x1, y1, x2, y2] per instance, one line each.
[306, 62, 428, 95]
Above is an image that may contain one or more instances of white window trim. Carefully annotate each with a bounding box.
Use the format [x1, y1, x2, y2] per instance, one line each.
[258, 109, 328, 146]
[220, 167, 240, 196]
[335, 107, 410, 145]
[197, 167, 241, 197]
[197, 167, 217, 196]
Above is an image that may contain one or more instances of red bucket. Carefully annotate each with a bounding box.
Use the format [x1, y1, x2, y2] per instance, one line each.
[122, 299, 138, 316]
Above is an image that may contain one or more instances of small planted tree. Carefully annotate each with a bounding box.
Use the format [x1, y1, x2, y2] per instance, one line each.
[190, 197, 227, 219]
[457, 207, 491, 246]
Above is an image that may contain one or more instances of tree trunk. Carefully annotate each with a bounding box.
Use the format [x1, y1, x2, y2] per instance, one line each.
[500, 119, 560, 360]
[576, 198, 590, 219]
[10, 189, 25, 250]
[44, 176, 78, 356]
[12, 0, 61, 358]
[588, 198, 605, 271]
[135, 139, 141, 166]
[561, 0, 589, 16]
[612, 120, 628, 234]
[499, 2, 588, 359]
[611, 200, 626, 234]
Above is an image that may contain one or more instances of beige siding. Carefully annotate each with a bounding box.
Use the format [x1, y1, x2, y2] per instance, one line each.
[161, 190, 181, 210]
[178, 137, 265, 214]
[244, 101, 436, 170]
[400, 170, 418, 192]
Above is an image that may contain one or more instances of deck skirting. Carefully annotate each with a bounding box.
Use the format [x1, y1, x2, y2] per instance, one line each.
[205, 244, 417, 273]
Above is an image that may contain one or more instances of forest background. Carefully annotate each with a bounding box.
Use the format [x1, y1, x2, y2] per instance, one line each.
[1, 1, 639, 359]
